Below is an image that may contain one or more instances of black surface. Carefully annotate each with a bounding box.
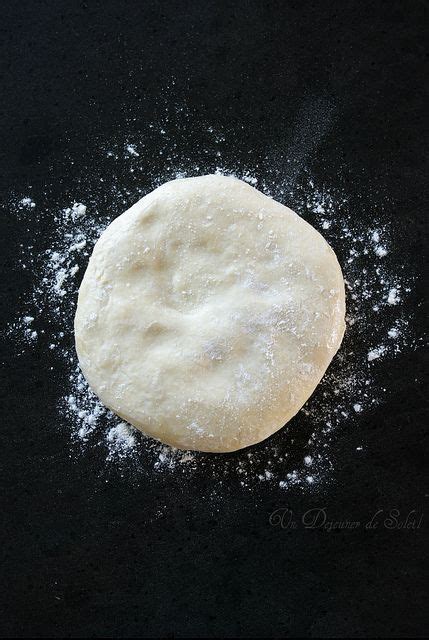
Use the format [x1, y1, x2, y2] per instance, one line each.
[1, 1, 428, 637]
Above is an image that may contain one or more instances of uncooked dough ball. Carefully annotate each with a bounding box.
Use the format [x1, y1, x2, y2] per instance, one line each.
[75, 175, 345, 453]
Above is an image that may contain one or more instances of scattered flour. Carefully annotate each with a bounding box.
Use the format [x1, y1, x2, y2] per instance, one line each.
[19, 196, 36, 208]
[6, 110, 420, 492]
[368, 346, 387, 362]
[371, 229, 388, 257]
[387, 288, 400, 305]
[107, 423, 136, 459]
[388, 327, 399, 339]
[126, 144, 139, 157]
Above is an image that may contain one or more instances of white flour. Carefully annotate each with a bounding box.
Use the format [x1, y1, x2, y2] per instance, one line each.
[6, 112, 421, 492]
[18, 196, 36, 209]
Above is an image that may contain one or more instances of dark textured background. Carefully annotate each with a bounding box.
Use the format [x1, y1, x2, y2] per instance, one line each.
[1, 1, 428, 637]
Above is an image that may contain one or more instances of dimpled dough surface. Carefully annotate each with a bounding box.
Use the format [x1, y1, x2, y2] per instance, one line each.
[75, 174, 346, 453]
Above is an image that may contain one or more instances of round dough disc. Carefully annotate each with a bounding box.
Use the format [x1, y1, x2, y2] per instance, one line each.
[75, 175, 345, 453]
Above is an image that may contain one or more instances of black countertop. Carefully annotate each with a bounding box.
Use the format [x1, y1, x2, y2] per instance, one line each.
[1, 1, 428, 637]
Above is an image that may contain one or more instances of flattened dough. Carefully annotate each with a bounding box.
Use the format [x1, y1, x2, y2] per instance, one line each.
[75, 175, 345, 452]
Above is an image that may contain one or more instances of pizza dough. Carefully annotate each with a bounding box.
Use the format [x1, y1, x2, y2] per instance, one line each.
[74, 174, 345, 453]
